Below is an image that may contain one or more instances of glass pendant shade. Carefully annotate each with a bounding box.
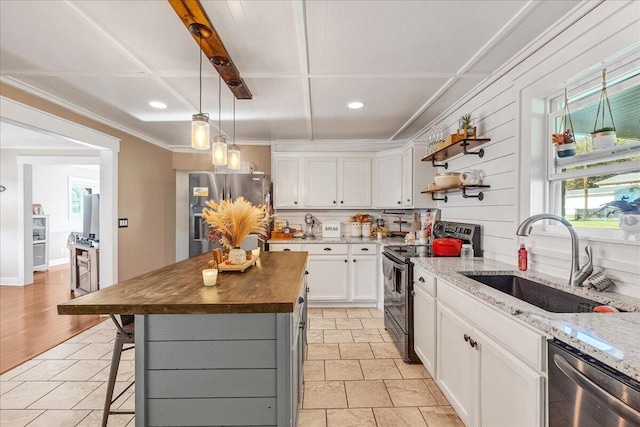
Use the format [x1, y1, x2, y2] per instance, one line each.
[191, 113, 210, 150]
[212, 135, 228, 165]
[228, 143, 241, 170]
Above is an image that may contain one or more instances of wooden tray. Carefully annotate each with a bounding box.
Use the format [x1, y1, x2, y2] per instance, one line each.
[217, 255, 258, 273]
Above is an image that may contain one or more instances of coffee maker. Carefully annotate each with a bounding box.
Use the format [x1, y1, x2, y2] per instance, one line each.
[304, 213, 315, 239]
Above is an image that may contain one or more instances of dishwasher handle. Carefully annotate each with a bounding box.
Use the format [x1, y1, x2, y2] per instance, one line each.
[554, 353, 640, 425]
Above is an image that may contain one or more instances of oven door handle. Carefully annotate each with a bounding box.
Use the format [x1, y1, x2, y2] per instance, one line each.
[554, 354, 640, 425]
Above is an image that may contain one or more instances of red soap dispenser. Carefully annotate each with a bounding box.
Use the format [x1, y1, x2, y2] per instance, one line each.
[518, 244, 528, 271]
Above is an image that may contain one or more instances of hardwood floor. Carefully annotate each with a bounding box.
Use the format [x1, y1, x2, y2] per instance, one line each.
[0, 264, 105, 374]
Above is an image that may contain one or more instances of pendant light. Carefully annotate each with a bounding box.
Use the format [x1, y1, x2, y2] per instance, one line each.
[189, 23, 210, 150]
[212, 76, 228, 165]
[228, 97, 241, 170]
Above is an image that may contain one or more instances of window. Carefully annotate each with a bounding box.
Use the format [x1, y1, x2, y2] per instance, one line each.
[547, 61, 640, 237]
[69, 177, 99, 220]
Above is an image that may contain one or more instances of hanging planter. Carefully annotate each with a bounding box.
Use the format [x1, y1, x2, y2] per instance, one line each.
[552, 88, 576, 158]
[592, 68, 617, 150]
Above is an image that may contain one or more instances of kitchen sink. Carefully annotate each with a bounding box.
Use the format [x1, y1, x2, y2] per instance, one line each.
[463, 274, 601, 313]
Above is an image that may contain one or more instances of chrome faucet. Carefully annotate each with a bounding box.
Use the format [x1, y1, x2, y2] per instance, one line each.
[516, 214, 593, 287]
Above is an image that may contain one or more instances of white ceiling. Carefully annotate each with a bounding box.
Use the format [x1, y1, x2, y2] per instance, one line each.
[0, 0, 585, 150]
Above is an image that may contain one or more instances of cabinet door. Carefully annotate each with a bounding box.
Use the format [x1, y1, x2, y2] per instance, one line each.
[402, 146, 413, 208]
[304, 158, 338, 208]
[413, 285, 436, 377]
[339, 158, 372, 208]
[376, 155, 402, 208]
[307, 256, 349, 301]
[274, 157, 300, 208]
[437, 302, 475, 427]
[476, 329, 543, 427]
[350, 255, 377, 301]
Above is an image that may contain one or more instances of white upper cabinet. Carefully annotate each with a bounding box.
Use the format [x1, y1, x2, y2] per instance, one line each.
[273, 157, 301, 208]
[402, 145, 414, 208]
[375, 153, 403, 208]
[338, 157, 372, 208]
[304, 158, 338, 208]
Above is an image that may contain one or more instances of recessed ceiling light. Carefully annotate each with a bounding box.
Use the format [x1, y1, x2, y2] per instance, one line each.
[347, 101, 364, 109]
[149, 101, 167, 109]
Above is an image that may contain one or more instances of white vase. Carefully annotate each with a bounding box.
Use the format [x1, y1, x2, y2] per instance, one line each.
[592, 131, 616, 149]
[228, 247, 247, 264]
[619, 212, 640, 241]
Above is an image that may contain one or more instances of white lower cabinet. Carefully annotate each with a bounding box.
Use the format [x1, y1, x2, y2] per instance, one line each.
[269, 243, 377, 305]
[436, 280, 544, 427]
[307, 256, 349, 301]
[412, 267, 437, 377]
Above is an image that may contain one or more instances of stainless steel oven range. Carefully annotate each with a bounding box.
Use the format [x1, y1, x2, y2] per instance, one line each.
[382, 220, 481, 363]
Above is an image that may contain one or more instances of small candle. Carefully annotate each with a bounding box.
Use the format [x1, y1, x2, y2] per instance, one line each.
[251, 248, 260, 258]
[202, 269, 218, 287]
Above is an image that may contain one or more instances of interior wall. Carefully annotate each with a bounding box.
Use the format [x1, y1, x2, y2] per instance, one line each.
[0, 83, 177, 282]
[1, 150, 21, 283]
[32, 164, 100, 265]
[172, 145, 271, 175]
[427, 1, 640, 296]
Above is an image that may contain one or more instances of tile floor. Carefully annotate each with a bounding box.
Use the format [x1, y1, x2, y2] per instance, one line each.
[300, 307, 464, 427]
[0, 308, 464, 426]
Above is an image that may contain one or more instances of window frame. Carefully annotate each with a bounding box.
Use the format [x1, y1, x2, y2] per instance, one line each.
[545, 65, 640, 241]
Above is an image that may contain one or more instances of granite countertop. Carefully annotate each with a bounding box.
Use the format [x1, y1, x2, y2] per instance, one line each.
[412, 257, 640, 381]
[268, 236, 407, 245]
[58, 252, 308, 315]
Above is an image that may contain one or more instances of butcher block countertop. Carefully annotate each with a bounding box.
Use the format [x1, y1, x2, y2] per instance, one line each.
[58, 251, 308, 315]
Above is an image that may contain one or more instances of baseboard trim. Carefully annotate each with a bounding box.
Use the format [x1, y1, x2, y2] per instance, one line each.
[49, 258, 69, 267]
[0, 278, 24, 286]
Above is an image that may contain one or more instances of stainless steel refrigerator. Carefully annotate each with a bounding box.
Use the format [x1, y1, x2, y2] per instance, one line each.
[189, 172, 271, 258]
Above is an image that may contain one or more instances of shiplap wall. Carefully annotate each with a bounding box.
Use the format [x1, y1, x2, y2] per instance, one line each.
[427, 1, 640, 297]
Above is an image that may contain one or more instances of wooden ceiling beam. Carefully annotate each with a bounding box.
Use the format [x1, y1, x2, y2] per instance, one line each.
[168, 0, 252, 99]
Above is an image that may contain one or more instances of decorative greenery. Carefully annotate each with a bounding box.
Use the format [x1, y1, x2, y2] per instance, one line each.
[202, 197, 268, 251]
[552, 129, 575, 145]
[460, 114, 473, 128]
[593, 127, 615, 133]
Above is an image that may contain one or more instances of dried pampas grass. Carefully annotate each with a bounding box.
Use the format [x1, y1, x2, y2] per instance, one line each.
[202, 197, 268, 251]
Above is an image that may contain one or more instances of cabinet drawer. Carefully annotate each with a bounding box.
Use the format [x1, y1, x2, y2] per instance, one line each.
[269, 244, 303, 252]
[413, 267, 436, 296]
[350, 244, 378, 255]
[438, 279, 544, 370]
[306, 244, 348, 255]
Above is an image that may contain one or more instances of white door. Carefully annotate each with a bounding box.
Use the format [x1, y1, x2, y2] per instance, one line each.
[402, 146, 413, 208]
[304, 158, 338, 208]
[350, 255, 377, 301]
[413, 284, 436, 377]
[476, 329, 543, 427]
[307, 256, 349, 301]
[437, 303, 475, 427]
[274, 157, 300, 208]
[376, 155, 402, 208]
[339, 157, 372, 208]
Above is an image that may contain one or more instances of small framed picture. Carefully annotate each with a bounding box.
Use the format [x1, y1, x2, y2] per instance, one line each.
[32, 204, 44, 215]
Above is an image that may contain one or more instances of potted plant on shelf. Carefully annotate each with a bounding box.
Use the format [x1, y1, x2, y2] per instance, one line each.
[592, 68, 617, 149]
[458, 114, 476, 139]
[202, 197, 268, 264]
[552, 88, 576, 158]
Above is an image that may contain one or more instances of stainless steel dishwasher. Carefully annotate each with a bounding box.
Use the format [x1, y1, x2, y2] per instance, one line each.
[548, 338, 640, 427]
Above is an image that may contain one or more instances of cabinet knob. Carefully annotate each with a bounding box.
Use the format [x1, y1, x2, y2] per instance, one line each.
[323, 247, 332, 251]
[298, 296, 305, 304]
[283, 249, 291, 252]
[469, 338, 478, 348]
[407, 199, 411, 202]
[353, 259, 356, 263]
[464, 334, 470, 342]
[397, 201, 401, 205]
[299, 321, 305, 329]
[344, 259, 348, 263]
[294, 201, 298, 204]
[333, 201, 336, 204]
[341, 201, 344, 204]
[361, 248, 369, 251]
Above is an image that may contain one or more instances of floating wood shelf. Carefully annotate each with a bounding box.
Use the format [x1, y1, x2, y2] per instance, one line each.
[422, 138, 491, 168]
[421, 185, 490, 203]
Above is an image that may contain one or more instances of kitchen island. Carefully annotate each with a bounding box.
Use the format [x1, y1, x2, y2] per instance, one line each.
[58, 251, 309, 427]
